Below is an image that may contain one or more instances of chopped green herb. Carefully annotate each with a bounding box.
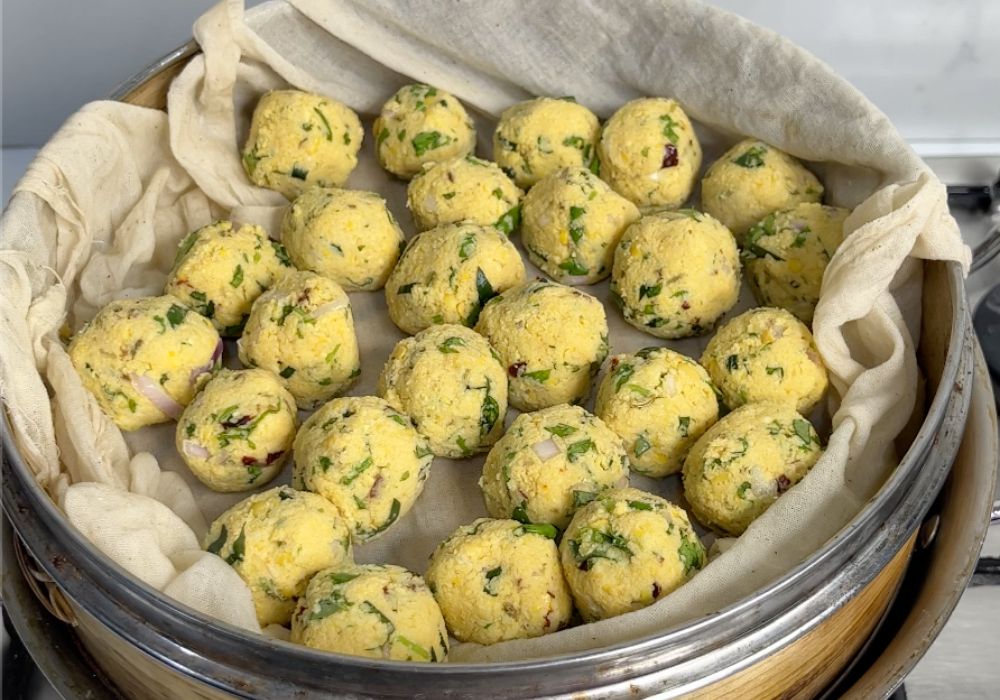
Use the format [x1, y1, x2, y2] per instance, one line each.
[562, 135, 585, 149]
[343, 131, 351, 145]
[565, 438, 594, 463]
[733, 145, 767, 168]
[230, 264, 244, 288]
[766, 366, 785, 379]
[175, 231, 199, 265]
[677, 533, 704, 575]
[225, 526, 246, 565]
[242, 149, 261, 176]
[612, 362, 635, 391]
[725, 355, 740, 372]
[519, 523, 558, 539]
[494, 203, 521, 235]
[455, 435, 474, 457]
[411, 130, 451, 157]
[442, 191, 456, 200]
[523, 368, 550, 382]
[545, 423, 578, 438]
[366, 499, 401, 537]
[480, 387, 500, 436]
[639, 283, 662, 299]
[483, 566, 503, 596]
[678, 416, 691, 437]
[628, 500, 653, 511]
[793, 419, 817, 447]
[414, 444, 433, 459]
[465, 268, 497, 326]
[737, 481, 752, 499]
[313, 107, 333, 141]
[659, 114, 680, 143]
[310, 591, 351, 620]
[568, 206, 586, 244]
[271, 240, 292, 266]
[458, 234, 476, 260]
[634, 434, 651, 457]
[558, 257, 589, 276]
[279, 366, 296, 379]
[166, 304, 187, 328]
[572, 490, 597, 508]
[491, 187, 504, 200]
[397, 282, 417, 295]
[206, 525, 228, 555]
[341, 456, 373, 485]
[397, 635, 430, 660]
[438, 336, 466, 354]
[512, 503, 530, 523]
[291, 165, 309, 180]
[329, 571, 359, 584]
[377, 127, 390, 147]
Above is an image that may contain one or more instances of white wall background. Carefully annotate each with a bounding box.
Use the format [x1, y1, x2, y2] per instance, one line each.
[2, 0, 998, 148]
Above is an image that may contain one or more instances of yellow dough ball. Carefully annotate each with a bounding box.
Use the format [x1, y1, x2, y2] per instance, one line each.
[378, 325, 508, 458]
[291, 564, 448, 662]
[68, 295, 221, 431]
[597, 97, 702, 210]
[373, 84, 477, 179]
[743, 203, 850, 323]
[385, 222, 525, 335]
[521, 167, 640, 285]
[682, 403, 823, 535]
[559, 487, 706, 621]
[700, 307, 828, 413]
[176, 369, 297, 492]
[292, 396, 433, 543]
[242, 90, 363, 199]
[610, 210, 741, 339]
[701, 139, 823, 240]
[280, 187, 405, 291]
[406, 155, 523, 233]
[492, 97, 600, 189]
[595, 348, 719, 478]
[425, 518, 572, 645]
[479, 404, 629, 529]
[238, 271, 360, 409]
[204, 486, 353, 626]
[475, 279, 609, 412]
[165, 220, 292, 336]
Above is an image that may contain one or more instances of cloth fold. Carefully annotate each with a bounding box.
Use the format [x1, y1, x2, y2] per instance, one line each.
[0, 0, 969, 661]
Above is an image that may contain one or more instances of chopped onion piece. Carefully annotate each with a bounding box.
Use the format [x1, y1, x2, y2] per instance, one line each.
[663, 372, 678, 397]
[532, 438, 561, 461]
[562, 275, 590, 286]
[182, 440, 210, 460]
[311, 298, 349, 319]
[130, 374, 183, 419]
[422, 195, 438, 213]
[189, 339, 224, 384]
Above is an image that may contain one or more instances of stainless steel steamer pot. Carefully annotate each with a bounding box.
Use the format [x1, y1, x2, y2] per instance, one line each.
[3, 26, 997, 699]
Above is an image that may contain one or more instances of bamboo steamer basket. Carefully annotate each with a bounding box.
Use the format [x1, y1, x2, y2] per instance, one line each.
[2, 18, 997, 699]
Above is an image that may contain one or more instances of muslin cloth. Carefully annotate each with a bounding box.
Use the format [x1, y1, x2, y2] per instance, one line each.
[0, 0, 970, 661]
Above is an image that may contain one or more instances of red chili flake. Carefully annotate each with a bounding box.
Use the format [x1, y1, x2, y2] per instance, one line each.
[777, 475, 791, 493]
[652, 583, 661, 598]
[297, 288, 312, 304]
[508, 361, 527, 378]
[222, 414, 251, 428]
[242, 455, 258, 466]
[681, 300, 691, 310]
[661, 144, 679, 168]
[265, 450, 285, 465]
[610, 357, 620, 370]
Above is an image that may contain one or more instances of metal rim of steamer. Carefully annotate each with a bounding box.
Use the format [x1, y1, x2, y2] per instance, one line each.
[0, 24, 985, 700]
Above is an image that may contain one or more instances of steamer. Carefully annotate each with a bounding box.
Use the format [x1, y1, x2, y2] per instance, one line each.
[2, 9, 997, 697]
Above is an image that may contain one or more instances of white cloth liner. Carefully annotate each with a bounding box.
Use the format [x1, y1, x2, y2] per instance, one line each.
[0, 0, 969, 662]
